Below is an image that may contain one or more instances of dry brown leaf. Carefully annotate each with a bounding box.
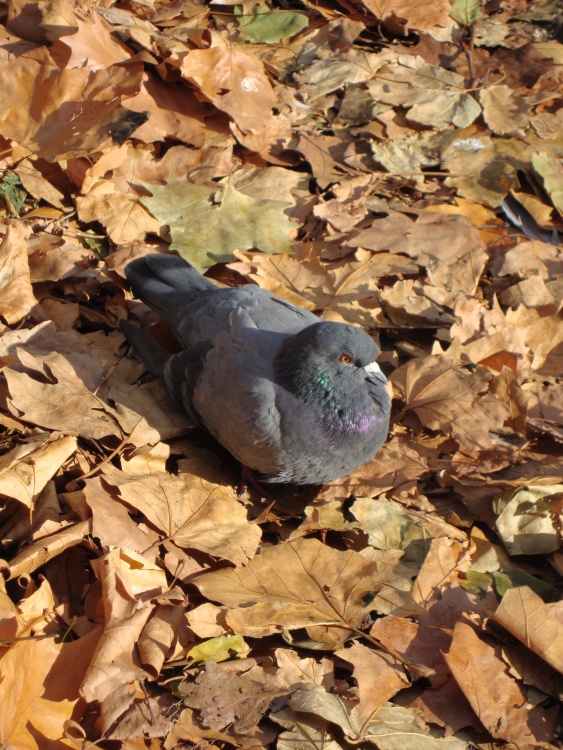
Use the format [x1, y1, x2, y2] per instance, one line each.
[0, 434, 76, 508]
[8, 519, 91, 580]
[271, 705, 343, 750]
[494, 239, 563, 280]
[49, 11, 132, 70]
[348, 209, 487, 297]
[274, 648, 334, 690]
[138, 599, 185, 678]
[81, 547, 167, 732]
[0, 627, 100, 750]
[15, 158, 66, 209]
[102, 464, 261, 565]
[187, 603, 227, 638]
[181, 46, 277, 132]
[367, 56, 481, 128]
[124, 72, 226, 147]
[360, 0, 450, 32]
[0, 49, 143, 159]
[4, 351, 122, 439]
[413, 538, 471, 606]
[76, 191, 161, 244]
[0, 222, 41, 324]
[288, 685, 469, 748]
[84, 476, 161, 558]
[392, 353, 512, 455]
[182, 660, 288, 734]
[444, 622, 558, 745]
[479, 85, 531, 135]
[321, 435, 429, 502]
[336, 642, 409, 715]
[107, 357, 194, 446]
[13, 577, 55, 636]
[193, 537, 420, 641]
[493, 586, 563, 673]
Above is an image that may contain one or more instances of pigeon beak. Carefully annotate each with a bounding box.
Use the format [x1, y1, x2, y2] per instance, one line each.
[364, 361, 387, 385]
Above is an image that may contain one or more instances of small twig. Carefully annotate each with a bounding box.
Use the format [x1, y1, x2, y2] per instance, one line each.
[140, 680, 156, 725]
[0, 634, 52, 644]
[465, 22, 477, 85]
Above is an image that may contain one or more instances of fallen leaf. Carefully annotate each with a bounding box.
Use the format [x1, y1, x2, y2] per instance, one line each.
[181, 660, 287, 733]
[368, 56, 481, 129]
[0, 435, 76, 508]
[102, 464, 261, 565]
[495, 484, 563, 555]
[193, 537, 420, 641]
[180, 46, 277, 132]
[142, 182, 297, 271]
[0, 222, 41, 324]
[81, 547, 167, 732]
[288, 685, 469, 748]
[443, 622, 557, 745]
[493, 586, 563, 673]
[336, 642, 409, 715]
[0, 628, 101, 750]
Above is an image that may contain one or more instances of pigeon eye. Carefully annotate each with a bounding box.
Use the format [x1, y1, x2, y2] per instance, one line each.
[339, 354, 352, 364]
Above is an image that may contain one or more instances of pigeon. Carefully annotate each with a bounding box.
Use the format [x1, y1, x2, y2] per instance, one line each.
[120, 254, 391, 485]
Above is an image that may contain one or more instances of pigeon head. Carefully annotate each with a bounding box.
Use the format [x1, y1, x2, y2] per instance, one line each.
[275, 321, 390, 436]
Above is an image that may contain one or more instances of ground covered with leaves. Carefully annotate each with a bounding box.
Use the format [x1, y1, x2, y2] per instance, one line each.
[0, 0, 562, 747]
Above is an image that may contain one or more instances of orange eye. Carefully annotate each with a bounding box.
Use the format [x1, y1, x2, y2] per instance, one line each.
[339, 354, 352, 364]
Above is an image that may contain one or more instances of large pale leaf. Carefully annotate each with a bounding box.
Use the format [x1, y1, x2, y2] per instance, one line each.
[237, 6, 309, 43]
[142, 183, 297, 271]
[288, 686, 469, 748]
[495, 484, 563, 555]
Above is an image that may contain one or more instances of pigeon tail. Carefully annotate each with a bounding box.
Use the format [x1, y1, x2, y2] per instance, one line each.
[124, 254, 215, 316]
[120, 319, 170, 379]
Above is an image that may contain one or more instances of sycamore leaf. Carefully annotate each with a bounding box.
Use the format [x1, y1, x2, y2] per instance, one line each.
[180, 46, 277, 132]
[81, 547, 166, 731]
[102, 463, 261, 565]
[8, 520, 91, 580]
[271, 706, 343, 750]
[4, 351, 121, 440]
[479, 85, 530, 135]
[361, 0, 450, 33]
[193, 537, 420, 642]
[237, 6, 309, 43]
[0, 628, 100, 750]
[368, 56, 481, 129]
[142, 182, 297, 271]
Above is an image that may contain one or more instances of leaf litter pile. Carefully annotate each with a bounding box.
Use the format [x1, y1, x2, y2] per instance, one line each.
[0, 0, 562, 746]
